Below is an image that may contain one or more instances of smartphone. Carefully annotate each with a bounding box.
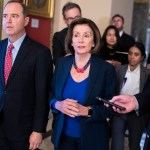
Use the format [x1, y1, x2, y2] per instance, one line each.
[96, 97, 126, 111]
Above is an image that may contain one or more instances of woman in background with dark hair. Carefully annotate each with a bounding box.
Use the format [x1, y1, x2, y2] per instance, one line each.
[111, 42, 150, 150]
[49, 18, 116, 150]
[99, 25, 127, 67]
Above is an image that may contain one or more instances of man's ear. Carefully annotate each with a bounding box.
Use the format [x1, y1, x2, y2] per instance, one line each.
[24, 16, 29, 27]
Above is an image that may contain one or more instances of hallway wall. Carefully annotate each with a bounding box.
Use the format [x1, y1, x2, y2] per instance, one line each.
[53, 0, 134, 36]
[1, 0, 134, 43]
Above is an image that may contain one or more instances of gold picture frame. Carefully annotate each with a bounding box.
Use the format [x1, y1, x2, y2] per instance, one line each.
[0, 1, 3, 39]
[24, 0, 54, 18]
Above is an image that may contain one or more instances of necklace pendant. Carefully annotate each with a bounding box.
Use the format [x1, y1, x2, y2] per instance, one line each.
[76, 68, 84, 73]
[73, 56, 91, 73]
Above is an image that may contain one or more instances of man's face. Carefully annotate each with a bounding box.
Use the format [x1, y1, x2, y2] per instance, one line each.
[112, 16, 124, 31]
[64, 7, 81, 26]
[2, 2, 29, 42]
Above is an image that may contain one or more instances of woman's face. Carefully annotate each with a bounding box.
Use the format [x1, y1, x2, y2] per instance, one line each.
[72, 24, 94, 55]
[128, 46, 144, 67]
[106, 29, 117, 48]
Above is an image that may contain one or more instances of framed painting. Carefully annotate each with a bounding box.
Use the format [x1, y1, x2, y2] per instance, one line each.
[0, 1, 3, 39]
[24, 0, 54, 18]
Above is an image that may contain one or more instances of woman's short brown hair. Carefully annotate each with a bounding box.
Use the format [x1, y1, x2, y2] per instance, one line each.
[65, 18, 101, 54]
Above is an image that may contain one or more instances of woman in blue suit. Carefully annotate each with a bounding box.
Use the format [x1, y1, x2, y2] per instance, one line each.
[50, 18, 116, 150]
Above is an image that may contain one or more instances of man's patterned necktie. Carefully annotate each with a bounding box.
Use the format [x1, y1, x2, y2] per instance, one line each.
[4, 44, 14, 85]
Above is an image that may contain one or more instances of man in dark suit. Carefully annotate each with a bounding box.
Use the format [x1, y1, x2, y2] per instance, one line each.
[0, 1, 53, 150]
[112, 14, 135, 64]
[52, 2, 82, 64]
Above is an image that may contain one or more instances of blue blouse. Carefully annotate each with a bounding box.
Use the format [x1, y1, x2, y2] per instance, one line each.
[63, 74, 88, 137]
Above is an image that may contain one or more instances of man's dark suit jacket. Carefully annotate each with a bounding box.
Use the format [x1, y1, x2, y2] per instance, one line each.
[0, 36, 53, 141]
[136, 74, 150, 115]
[52, 27, 68, 65]
[50, 55, 116, 150]
[135, 73, 150, 150]
[120, 32, 135, 64]
[121, 32, 135, 53]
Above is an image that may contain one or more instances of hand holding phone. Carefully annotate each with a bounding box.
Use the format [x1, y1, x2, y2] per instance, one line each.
[96, 97, 126, 111]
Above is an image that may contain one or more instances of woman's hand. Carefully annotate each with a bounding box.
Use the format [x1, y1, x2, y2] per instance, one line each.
[77, 104, 90, 117]
[55, 99, 91, 117]
[55, 99, 79, 117]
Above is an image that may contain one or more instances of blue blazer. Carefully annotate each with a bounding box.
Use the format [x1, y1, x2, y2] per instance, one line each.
[50, 55, 116, 150]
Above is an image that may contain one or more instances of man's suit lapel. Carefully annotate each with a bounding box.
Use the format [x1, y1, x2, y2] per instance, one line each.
[6, 36, 31, 87]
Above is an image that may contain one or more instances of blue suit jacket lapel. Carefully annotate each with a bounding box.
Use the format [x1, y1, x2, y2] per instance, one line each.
[56, 56, 73, 100]
[85, 57, 98, 104]
[0, 39, 8, 110]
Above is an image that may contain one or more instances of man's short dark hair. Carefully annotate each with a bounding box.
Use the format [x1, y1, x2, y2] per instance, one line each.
[112, 14, 124, 23]
[5, 0, 28, 17]
[62, 2, 81, 19]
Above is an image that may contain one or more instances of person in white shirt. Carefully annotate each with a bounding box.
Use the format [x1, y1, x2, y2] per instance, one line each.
[111, 42, 150, 150]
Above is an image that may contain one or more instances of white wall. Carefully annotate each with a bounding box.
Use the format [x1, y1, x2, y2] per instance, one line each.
[52, 0, 134, 36]
[111, 0, 134, 34]
[71, 0, 112, 35]
[53, 0, 112, 35]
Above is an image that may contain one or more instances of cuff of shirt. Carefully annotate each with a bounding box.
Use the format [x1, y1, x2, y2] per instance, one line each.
[50, 98, 58, 113]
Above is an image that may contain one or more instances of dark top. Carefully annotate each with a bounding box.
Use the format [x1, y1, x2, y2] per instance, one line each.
[99, 46, 127, 65]
[119, 32, 135, 64]
[120, 32, 135, 53]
